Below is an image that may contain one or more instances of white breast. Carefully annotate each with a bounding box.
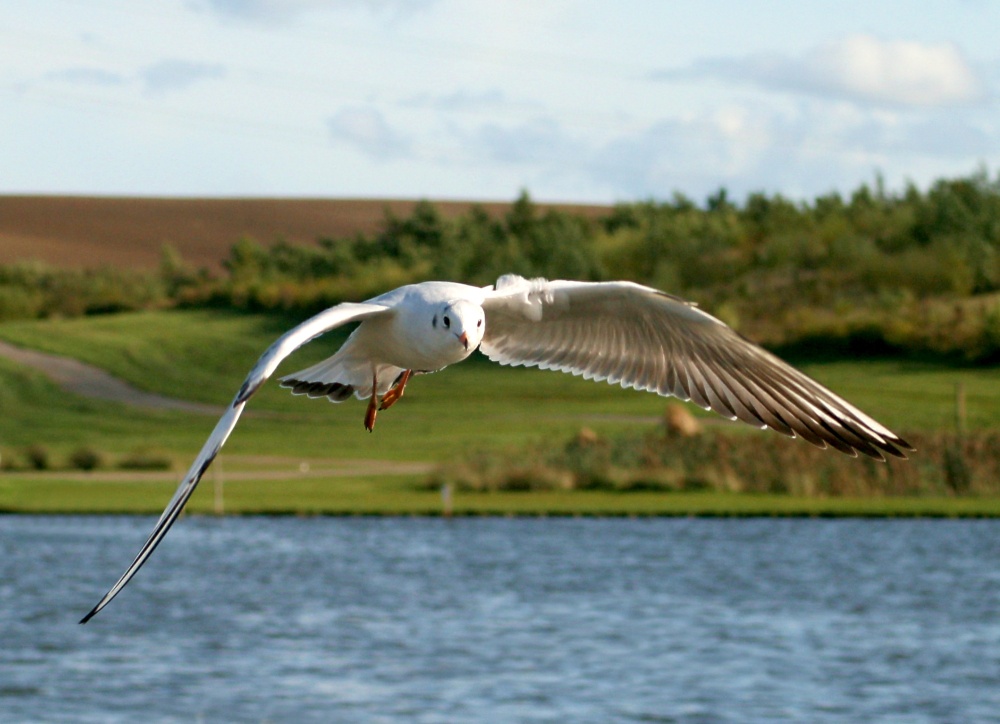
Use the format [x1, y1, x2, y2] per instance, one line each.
[369, 283, 482, 372]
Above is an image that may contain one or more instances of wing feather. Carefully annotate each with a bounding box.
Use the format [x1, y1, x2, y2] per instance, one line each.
[80, 301, 390, 623]
[482, 276, 912, 460]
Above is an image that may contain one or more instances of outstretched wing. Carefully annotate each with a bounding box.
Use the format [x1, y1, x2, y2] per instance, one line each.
[481, 275, 912, 461]
[80, 302, 391, 623]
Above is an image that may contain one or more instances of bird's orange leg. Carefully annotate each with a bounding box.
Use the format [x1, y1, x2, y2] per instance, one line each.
[379, 369, 413, 411]
[364, 370, 379, 432]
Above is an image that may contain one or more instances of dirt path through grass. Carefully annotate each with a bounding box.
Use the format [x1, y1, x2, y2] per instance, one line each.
[0, 340, 439, 479]
[0, 339, 223, 414]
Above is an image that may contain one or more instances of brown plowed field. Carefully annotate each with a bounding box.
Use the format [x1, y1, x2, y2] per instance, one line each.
[0, 196, 609, 270]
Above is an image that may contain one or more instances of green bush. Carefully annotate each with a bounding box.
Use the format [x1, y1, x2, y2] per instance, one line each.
[69, 447, 104, 472]
[0, 448, 18, 471]
[3, 173, 1000, 363]
[118, 448, 173, 471]
[23, 444, 50, 471]
[434, 427, 1000, 498]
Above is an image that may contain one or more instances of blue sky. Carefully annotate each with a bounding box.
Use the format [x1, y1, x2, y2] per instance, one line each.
[2, 0, 999, 203]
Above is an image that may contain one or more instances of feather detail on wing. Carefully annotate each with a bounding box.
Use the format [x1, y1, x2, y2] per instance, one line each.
[481, 276, 913, 461]
[80, 301, 391, 623]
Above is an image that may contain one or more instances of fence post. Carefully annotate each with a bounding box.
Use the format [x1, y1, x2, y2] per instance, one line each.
[441, 482, 453, 518]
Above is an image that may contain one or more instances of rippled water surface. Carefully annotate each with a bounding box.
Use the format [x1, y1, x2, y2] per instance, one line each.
[2, 516, 999, 722]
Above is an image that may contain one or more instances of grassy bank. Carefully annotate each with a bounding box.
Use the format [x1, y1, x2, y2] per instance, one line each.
[1, 309, 998, 516]
[3, 476, 1000, 518]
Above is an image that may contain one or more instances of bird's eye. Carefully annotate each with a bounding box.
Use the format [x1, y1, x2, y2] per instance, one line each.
[443, 316, 451, 328]
[477, 319, 483, 328]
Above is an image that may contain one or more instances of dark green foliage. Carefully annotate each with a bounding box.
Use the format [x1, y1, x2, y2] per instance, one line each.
[118, 448, 173, 471]
[4, 173, 1000, 360]
[68, 447, 103, 471]
[23, 444, 50, 471]
[435, 428, 1000, 499]
[0, 262, 164, 319]
[212, 191, 606, 309]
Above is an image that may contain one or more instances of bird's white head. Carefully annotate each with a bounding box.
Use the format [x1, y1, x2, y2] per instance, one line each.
[433, 299, 485, 355]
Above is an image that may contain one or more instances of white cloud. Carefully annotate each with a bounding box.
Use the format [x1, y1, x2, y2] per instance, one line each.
[140, 59, 226, 95]
[44, 68, 127, 87]
[327, 106, 411, 160]
[193, 0, 434, 23]
[5, 2, 1000, 202]
[402, 89, 538, 113]
[892, 115, 996, 156]
[656, 35, 987, 109]
[446, 98, 1000, 202]
[587, 110, 779, 198]
[474, 117, 583, 165]
[804, 35, 985, 107]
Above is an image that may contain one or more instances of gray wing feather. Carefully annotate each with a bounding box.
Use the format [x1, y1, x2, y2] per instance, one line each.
[80, 301, 390, 623]
[481, 276, 912, 461]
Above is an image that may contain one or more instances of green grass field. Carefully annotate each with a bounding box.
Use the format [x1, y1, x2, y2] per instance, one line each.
[1, 309, 998, 516]
[4, 476, 1000, 517]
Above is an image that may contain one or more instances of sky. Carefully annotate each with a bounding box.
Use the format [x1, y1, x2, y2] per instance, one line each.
[2, 0, 1000, 204]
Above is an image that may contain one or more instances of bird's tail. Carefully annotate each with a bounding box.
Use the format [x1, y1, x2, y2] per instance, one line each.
[279, 354, 405, 401]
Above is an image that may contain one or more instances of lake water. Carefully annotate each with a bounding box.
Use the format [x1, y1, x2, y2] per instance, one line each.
[2, 516, 999, 722]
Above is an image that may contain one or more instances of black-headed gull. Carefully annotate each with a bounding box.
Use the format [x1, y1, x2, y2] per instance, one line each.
[81, 274, 912, 622]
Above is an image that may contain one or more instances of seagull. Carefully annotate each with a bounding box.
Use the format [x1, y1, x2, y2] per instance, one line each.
[80, 274, 912, 622]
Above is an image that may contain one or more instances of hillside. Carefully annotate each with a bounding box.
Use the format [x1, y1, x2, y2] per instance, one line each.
[0, 195, 609, 270]
[2, 173, 1000, 362]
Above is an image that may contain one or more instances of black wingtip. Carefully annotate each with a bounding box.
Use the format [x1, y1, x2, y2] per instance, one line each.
[235, 377, 264, 405]
[235, 383, 253, 405]
[79, 606, 99, 624]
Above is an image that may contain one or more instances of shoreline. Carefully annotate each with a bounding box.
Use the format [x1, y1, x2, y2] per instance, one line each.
[3, 481, 998, 518]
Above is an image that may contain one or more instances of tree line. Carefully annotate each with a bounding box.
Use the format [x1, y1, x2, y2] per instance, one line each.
[2, 169, 1000, 362]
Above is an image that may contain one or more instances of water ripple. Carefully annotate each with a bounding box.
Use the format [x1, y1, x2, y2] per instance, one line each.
[2, 516, 999, 722]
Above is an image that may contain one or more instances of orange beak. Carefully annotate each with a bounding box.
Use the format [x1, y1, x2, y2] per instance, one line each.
[458, 332, 469, 350]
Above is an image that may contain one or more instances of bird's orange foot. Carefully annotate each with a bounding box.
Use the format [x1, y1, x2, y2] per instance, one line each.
[364, 371, 379, 432]
[379, 370, 413, 411]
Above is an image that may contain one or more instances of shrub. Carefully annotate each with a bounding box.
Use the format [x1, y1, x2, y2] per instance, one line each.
[69, 447, 104, 471]
[432, 428, 1000, 498]
[3, 174, 1000, 366]
[118, 448, 173, 471]
[23, 444, 50, 471]
[0, 449, 19, 471]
